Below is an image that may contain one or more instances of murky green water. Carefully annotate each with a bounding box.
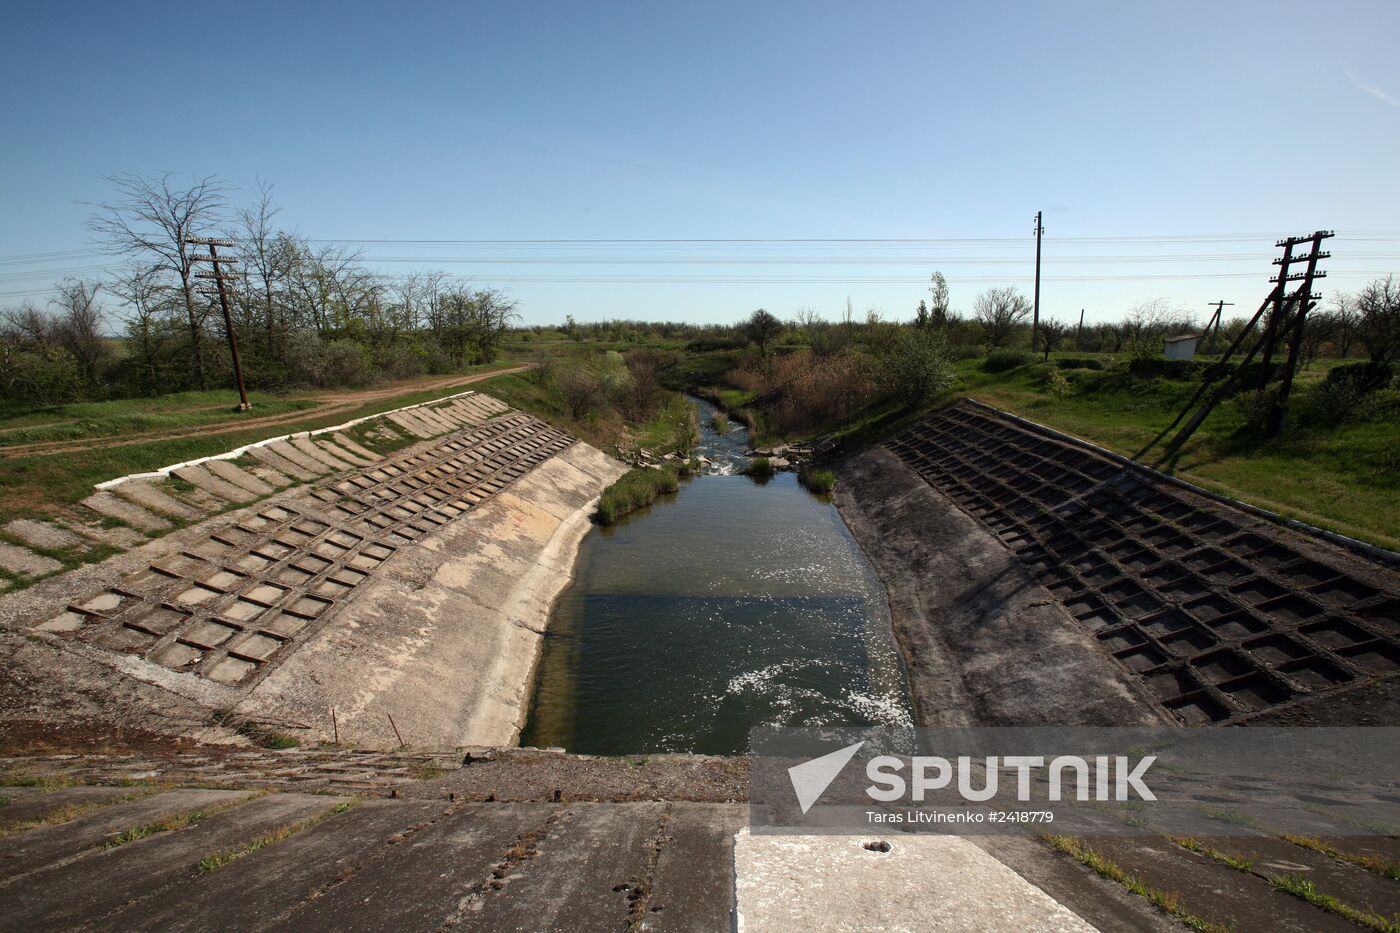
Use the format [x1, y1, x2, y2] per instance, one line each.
[521, 397, 912, 756]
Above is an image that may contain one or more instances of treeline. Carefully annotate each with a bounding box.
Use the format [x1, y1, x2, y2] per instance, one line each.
[1, 173, 517, 404]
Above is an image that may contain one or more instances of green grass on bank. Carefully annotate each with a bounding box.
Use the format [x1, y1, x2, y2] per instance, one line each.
[0, 392, 316, 446]
[0, 364, 521, 528]
[595, 466, 682, 525]
[953, 355, 1400, 551]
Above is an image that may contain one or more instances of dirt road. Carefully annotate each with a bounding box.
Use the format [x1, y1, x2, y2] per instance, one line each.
[0, 366, 532, 458]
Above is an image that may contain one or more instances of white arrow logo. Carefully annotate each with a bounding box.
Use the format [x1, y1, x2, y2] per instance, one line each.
[787, 741, 865, 814]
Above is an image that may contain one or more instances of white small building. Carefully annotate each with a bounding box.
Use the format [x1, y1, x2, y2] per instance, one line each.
[1163, 333, 1201, 360]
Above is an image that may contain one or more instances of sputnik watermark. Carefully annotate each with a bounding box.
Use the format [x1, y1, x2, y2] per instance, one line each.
[753, 727, 1400, 836]
[786, 740, 1155, 815]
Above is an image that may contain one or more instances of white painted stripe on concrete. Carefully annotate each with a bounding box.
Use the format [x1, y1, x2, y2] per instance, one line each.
[94, 389, 485, 491]
[734, 830, 1099, 933]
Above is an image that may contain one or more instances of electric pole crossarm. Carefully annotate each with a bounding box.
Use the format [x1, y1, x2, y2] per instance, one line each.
[185, 236, 251, 412]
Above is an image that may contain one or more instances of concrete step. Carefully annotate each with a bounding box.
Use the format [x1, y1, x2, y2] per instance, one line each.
[171, 465, 257, 504]
[0, 785, 132, 832]
[118, 800, 448, 932]
[2, 519, 82, 551]
[204, 460, 276, 496]
[290, 436, 354, 471]
[247, 444, 319, 481]
[2, 792, 348, 931]
[272, 802, 554, 931]
[113, 480, 204, 520]
[262, 441, 331, 477]
[385, 411, 433, 438]
[331, 433, 381, 462]
[313, 438, 375, 467]
[79, 492, 170, 533]
[62, 519, 148, 549]
[243, 461, 293, 489]
[0, 543, 62, 577]
[0, 788, 245, 882]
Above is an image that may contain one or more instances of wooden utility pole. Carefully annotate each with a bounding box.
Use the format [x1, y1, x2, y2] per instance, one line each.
[1031, 211, 1044, 353]
[1267, 231, 1332, 436]
[1258, 241, 1297, 388]
[1203, 300, 1232, 355]
[1076, 308, 1085, 350]
[186, 237, 251, 411]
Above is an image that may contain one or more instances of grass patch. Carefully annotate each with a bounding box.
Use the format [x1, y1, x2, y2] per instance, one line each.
[745, 456, 774, 478]
[1270, 874, 1400, 932]
[197, 800, 354, 872]
[106, 790, 265, 848]
[798, 466, 835, 495]
[1198, 806, 1264, 830]
[711, 412, 729, 434]
[1044, 834, 1231, 933]
[596, 467, 681, 525]
[0, 786, 163, 838]
[1281, 834, 1400, 880]
[209, 710, 301, 749]
[1170, 835, 1255, 872]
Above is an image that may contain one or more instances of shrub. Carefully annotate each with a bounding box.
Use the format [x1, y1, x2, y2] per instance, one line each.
[1294, 379, 1381, 428]
[1126, 357, 1199, 379]
[1324, 361, 1394, 393]
[1046, 369, 1071, 400]
[596, 466, 680, 525]
[879, 329, 955, 406]
[1055, 357, 1105, 371]
[982, 349, 1035, 373]
[1233, 387, 1284, 435]
[746, 456, 774, 478]
[798, 467, 835, 494]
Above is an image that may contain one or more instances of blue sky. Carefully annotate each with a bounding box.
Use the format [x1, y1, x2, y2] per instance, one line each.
[2, 0, 1398, 327]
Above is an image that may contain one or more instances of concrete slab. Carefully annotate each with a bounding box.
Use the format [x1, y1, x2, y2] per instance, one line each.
[205, 459, 276, 495]
[385, 411, 429, 438]
[274, 802, 555, 931]
[63, 518, 148, 549]
[248, 444, 321, 481]
[312, 438, 374, 467]
[0, 788, 245, 881]
[734, 831, 1099, 933]
[116, 799, 448, 933]
[458, 802, 666, 932]
[646, 803, 748, 932]
[171, 464, 257, 504]
[331, 433, 381, 462]
[243, 461, 293, 488]
[265, 440, 332, 476]
[2, 519, 82, 550]
[79, 491, 171, 532]
[4, 792, 346, 930]
[0, 785, 131, 831]
[0, 542, 62, 576]
[290, 436, 354, 471]
[114, 479, 204, 520]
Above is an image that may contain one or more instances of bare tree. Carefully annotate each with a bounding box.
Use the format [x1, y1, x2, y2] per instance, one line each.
[1038, 318, 1070, 360]
[51, 279, 108, 383]
[111, 264, 176, 393]
[1355, 275, 1400, 365]
[86, 172, 227, 389]
[972, 287, 1031, 348]
[236, 179, 291, 357]
[1330, 293, 1359, 358]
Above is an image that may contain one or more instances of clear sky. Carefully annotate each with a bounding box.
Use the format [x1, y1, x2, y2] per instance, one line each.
[2, 0, 1398, 327]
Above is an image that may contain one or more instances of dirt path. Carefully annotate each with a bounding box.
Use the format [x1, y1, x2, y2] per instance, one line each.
[0, 366, 532, 458]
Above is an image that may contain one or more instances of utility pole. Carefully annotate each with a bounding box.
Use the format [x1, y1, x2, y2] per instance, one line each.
[186, 237, 251, 411]
[1258, 240, 1297, 388]
[1031, 211, 1044, 353]
[1076, 308, 1085, 350]
[1267, 230, 1332, 436]
[1204, 300, 1233, 356]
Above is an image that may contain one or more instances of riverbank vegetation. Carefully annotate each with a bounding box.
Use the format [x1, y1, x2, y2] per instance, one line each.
[595, 465, 681, 525]
[798, 467, 835, 495]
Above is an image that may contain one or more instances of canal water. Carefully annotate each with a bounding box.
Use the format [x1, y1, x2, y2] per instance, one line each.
[521, 396, 913, 756]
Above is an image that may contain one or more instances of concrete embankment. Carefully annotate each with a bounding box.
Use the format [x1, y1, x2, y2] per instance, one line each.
[833, 444, 1166, 727]
[0, 394, 626, 750]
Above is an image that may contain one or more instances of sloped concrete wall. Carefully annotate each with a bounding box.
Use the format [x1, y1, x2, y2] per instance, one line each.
[239, 444, 626, 748]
